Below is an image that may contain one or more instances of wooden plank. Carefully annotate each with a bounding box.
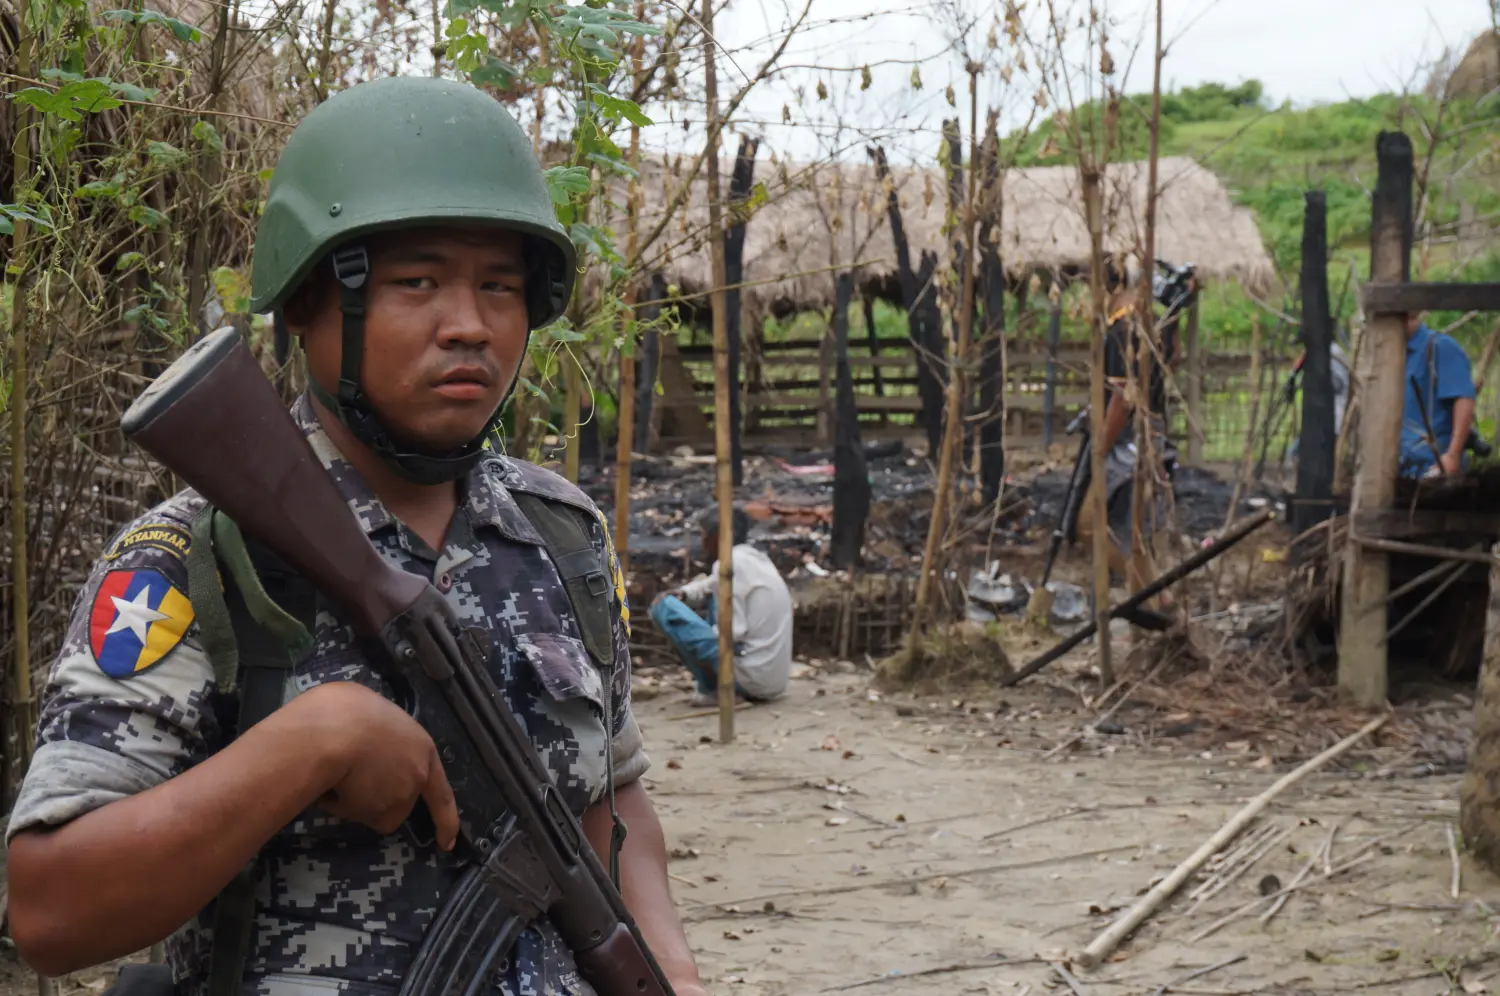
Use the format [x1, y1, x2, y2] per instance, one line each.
[1355, 508, 1500, 541]
[1364, 282, 1500, 314]
[1339, 131, 1414, 707]
[742, 390, 1090, 415]
[751, 392, 926, 413]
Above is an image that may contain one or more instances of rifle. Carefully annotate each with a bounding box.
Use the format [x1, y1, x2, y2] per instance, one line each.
[121, 329, 674, 996]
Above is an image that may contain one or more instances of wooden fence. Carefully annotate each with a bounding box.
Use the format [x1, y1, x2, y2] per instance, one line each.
[652, 330, 1272, 462]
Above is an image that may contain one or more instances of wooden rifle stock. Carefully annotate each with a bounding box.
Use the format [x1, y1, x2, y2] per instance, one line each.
[122, 328, 425, 635]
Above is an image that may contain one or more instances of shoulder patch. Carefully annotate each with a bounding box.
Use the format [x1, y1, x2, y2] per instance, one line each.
[593, 508, 631, 634]
[103, 522, 192, 562]
[88, 569, 196, 678]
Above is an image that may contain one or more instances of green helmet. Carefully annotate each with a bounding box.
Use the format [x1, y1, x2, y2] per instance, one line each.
[251, 75, 576, 322]
[248, 76, 577, 484]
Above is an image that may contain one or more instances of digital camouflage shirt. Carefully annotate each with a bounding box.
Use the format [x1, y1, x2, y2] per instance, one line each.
[8, 395, 647, 996]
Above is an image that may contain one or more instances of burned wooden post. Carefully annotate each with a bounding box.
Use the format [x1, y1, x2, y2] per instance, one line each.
[1044, 285, 1062, 447]
[870, 144, 946, 456]
[1294, 190, 1336, 538]
[912, 251, 948, 455]
[862, 295, 885, 396]
[724, 136, 759, 486]
[1338, 131, 1414, 707]
[634, 273, 667, 454]
[976, 115, 1005, 505]
[1185, 298, 1203, 466]
[831, 272, 870, 569]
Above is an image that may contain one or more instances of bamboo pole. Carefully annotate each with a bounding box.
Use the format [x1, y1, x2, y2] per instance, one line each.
[701, 0, 735, 743]
[184, 0, 235, 335]
[563, 354, 582, 483]
[908, 65, 979, 645]
[9, 18, 49, 996]
[1076, 714, 1388, 969]
[1082, 168, 1114, 687]
[8, 0, 38, 788]
[1128, 0, 1165, 598]
[613, 11, 646, 573]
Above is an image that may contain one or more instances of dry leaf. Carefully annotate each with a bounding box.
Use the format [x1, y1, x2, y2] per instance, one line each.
[666, 758, 683, 770]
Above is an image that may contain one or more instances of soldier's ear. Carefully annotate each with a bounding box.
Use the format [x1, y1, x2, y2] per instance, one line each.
[282, 264, 335, 336]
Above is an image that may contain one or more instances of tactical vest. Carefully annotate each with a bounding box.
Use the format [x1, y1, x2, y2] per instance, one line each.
[183, 488, 616, 996]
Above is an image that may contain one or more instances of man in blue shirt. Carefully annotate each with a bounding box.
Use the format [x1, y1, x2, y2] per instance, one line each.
[1401, 312, 1477, 478]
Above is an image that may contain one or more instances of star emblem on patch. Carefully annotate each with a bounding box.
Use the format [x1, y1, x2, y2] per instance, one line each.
[88, 569, 195, 678]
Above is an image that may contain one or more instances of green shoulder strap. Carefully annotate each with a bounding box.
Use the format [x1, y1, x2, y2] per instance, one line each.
[186, 504, 317, 996]
[508, 492, 615, 671]
[507, 491, 628, 885]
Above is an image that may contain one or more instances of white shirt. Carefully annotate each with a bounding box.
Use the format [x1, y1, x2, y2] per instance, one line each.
[678, 544, 793, 699]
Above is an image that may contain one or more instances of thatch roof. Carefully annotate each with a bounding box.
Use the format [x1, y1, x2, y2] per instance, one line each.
[611, 152, 1276, 321]
[1448, 31, 1500, 100]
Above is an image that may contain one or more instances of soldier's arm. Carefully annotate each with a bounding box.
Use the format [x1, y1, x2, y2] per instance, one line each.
[583, 510, 704, 993]
[582, 783, 706, 996]
[8, 525, 457, 976]
[9, 684, 384, 974]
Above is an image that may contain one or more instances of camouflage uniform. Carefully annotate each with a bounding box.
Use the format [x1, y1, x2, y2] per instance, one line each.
[8, 394, 647, 996]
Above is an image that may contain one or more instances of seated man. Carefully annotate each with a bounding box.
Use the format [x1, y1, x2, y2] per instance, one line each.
[1402, 311, 1476, 479]
[649, 506, 793, 705]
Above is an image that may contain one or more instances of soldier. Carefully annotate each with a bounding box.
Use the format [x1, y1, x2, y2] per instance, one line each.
[7, 76, 708, 996]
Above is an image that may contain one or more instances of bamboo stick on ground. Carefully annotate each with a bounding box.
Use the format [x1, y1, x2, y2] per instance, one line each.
[1448, 823, 1461, 900]
[1187, 825, 1290, 914]
[1076, 714, 1388, 968]
[1187, 824, 1276, 901]
[1187, 822, 1417, 942]
[1259, 851, 1319, 925]
[1189, 853, 1377, 943]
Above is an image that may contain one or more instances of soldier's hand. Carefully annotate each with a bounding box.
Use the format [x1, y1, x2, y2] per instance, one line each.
[292, 681, 460, 848]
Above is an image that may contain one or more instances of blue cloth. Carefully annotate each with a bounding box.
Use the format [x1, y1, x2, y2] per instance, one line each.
[650, 595, 722, 694]
[1401, 323, 1475, 478]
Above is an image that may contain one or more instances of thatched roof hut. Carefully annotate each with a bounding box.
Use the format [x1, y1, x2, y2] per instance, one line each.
[613, 152, 1276, 323]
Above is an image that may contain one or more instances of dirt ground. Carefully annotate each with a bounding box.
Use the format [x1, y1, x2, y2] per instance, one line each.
[636, 653, 1499, 996]
[2, 646, 1492, 996]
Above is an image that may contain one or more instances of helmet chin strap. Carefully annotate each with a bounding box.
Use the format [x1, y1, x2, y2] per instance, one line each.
[302, 245, 499, 486]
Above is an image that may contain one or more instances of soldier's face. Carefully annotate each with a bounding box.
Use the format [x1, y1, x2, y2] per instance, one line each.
[300, 228, 531, 451]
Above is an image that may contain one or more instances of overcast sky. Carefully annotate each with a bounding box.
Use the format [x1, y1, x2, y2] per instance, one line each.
[642, 0, 1495, 163]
